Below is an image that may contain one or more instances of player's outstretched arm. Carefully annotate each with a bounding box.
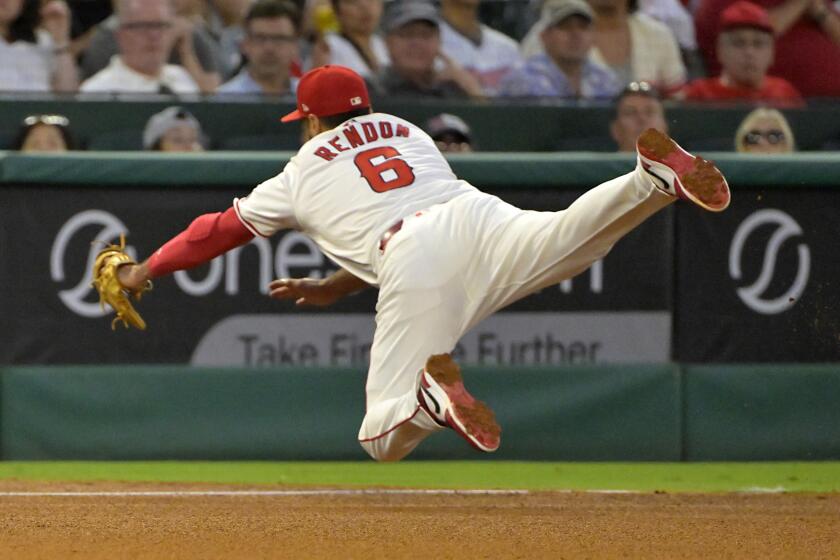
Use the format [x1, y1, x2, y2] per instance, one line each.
[268, 269, 370, 307]
[117, 206, 254, 291]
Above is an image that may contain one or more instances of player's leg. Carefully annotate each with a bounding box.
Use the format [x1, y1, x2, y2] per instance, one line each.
[357, 210, 500, 461]
[469, 129, 729, 322]
[357, 279, 466, 462]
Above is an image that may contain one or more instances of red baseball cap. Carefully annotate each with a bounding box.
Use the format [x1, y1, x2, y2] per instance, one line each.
[280, 65, 371, 123]
[719, 1, 774, 33]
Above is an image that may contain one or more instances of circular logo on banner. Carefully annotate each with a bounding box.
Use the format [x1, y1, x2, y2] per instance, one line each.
[728, 209, 810, 315]
[51, 209, 136, 317]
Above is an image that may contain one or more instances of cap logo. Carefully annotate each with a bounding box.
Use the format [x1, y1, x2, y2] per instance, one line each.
[350, 96, 362, 106]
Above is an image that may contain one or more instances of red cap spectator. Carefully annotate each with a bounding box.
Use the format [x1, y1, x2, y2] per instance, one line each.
[680, 1, 803, 105]
[694, 0, 840, 97]
[719, 1, 774, 33]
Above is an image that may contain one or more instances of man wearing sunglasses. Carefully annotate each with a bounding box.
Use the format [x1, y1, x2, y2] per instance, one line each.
[80, 0, 199, 94]
[681, 1, 802, 105]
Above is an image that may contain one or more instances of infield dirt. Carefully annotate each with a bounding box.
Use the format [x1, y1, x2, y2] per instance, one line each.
[0, 481, 838, 559]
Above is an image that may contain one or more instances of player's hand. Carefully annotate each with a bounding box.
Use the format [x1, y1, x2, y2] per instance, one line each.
[117, 262, 151, 292]
[268, 277, 342, 307]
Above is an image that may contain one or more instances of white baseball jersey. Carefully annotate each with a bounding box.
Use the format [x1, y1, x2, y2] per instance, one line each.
[233, 112, 477, 286]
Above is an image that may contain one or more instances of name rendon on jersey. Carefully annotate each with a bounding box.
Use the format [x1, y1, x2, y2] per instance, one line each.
[313, 119, 411, 161]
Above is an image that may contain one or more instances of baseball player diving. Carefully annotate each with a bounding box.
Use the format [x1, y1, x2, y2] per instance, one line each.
[93, 65, 730, 461]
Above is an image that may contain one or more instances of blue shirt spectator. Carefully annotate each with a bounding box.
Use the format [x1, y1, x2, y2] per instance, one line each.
[499, 0, 621, 99]
[218, 69, 298, 95]
[499, 53, 621, 98]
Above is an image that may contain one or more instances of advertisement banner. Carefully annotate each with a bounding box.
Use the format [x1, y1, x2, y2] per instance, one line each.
[675, 189, 840, 362]
[0, 185, 672, 365]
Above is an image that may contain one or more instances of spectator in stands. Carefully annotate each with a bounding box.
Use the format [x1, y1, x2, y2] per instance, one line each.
[0, 0, 78, 92]
[81, 0, 218, 92]
[143, 106, 206, 151]
[172, 0, 226, 83]
[377, 1, 483, 99]
[309, 0, 389, 79]
[523, 0, 699, 74]
[80, 0, 199, 94]
[610, 81, 669, 151]
[218, 0, 300, 95]
[638, 0, 696, 52]
[498, 0, 621, 99]
[201, 0, 250, 78]
[13, 114, 76, 152]
[735, 107, 795, 153]
[587, 0, 686, 92]
[695, 0, 840, 97]
[438, 0, 521, 96]
[681, 2, 803, 105]
[425, 113, 474, 152]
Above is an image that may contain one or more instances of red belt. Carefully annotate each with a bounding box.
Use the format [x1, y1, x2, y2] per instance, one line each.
[378, 219, 404, 253]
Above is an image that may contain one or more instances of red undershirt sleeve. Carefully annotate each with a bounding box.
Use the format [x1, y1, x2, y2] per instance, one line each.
[146, 206, 254, 278]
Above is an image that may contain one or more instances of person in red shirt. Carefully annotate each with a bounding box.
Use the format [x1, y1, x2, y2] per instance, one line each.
[694, 0, 840, 97]
[682, 1, 803, 104]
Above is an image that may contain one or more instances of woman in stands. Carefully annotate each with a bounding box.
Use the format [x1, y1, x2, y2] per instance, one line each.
[0, 0, 78, 92]
[734, 107, 795, 154]
[309, 0, 389, 79]
[13, 114, 76, 152]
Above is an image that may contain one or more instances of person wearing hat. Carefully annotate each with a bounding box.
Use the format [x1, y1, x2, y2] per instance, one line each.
[425, 113, 474, 152]
[610, 81, 669, 152]
[694, 0, 840, 96]
[375, 0, 483, 98]
[681, 1, 803, 104]
[143, 106, 206, 151]
[498, 0, 621, 98]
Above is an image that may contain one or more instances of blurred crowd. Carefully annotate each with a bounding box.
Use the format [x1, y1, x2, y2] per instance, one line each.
[2, 0, 831, 153]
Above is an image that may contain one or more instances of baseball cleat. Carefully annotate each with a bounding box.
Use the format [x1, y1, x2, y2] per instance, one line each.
[417, 354, 501, 452]
[637, 128, 731, 212]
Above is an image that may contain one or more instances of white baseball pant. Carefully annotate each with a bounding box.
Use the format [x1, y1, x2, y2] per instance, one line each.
[357, 165, 674, 461]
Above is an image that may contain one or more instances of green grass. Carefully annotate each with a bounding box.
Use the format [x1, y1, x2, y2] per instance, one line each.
[0, 462, 838, 492]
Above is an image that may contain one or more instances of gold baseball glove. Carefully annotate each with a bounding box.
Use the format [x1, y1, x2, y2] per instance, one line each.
[90, 234, 152, 330]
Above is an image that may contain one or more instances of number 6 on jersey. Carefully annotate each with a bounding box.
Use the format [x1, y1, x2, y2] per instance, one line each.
[355, 147, 416, 193]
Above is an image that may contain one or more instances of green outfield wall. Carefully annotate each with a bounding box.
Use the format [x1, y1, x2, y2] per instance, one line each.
[1, 365, 838, 461]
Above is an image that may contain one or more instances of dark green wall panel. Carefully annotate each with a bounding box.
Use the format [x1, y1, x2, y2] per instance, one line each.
[683, 365, 840, 460]
[3, 364, 839, 461]
[0, 366, 681, 461]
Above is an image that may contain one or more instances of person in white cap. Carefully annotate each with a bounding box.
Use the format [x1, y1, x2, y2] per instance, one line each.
[425, 113, 474, 152]
[113, 64, 731, 462]
[143, 106, 206, 151]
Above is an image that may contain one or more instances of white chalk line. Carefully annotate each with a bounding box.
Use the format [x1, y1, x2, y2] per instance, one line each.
[0, 489, 530, 498]
[0, 487, 790, 498]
